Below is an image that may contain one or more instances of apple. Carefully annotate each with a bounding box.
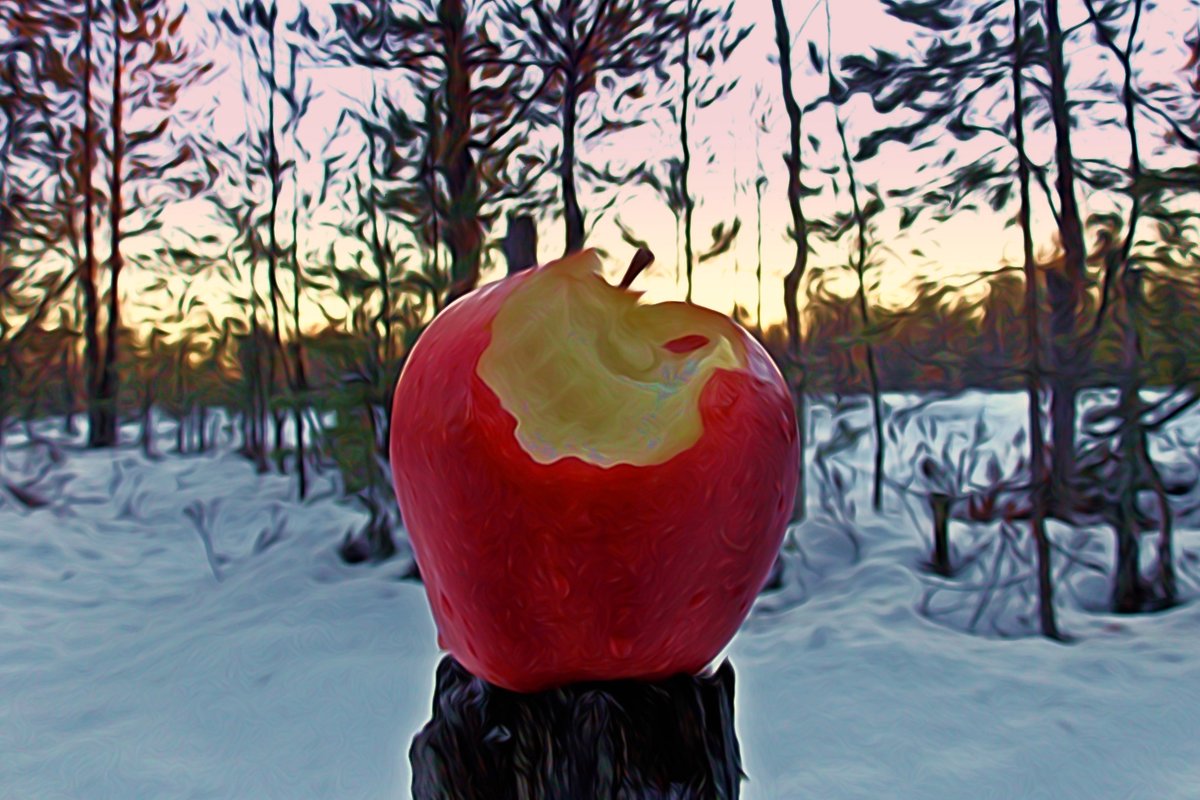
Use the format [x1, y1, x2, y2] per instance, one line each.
[389, 248, 798, 692]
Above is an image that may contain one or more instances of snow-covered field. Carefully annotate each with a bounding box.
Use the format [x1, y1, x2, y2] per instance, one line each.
[3, 393, 1200, 799]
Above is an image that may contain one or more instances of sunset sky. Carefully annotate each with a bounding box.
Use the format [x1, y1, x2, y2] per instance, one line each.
[129, 0, 1200, 333]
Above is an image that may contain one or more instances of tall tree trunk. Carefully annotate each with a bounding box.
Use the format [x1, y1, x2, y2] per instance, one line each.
[1014, 0, 1059, 639]
[1043, 0, 1087, 505]
[367, 121, 389, 372]
[97, 0, 126, 448]
[681, 0, 695, 302]
[1109, 0, 1153, 611]
[441, 0, 483, 302]
[292, 164, 307, 499]
[826, 2, 884, 511]
[265, 11, 286, 464]
[422, 90, 443, 308]
[1083, 0, 1175, 610]
[176, 340, 186, 453]
[81, 0, 105, 448]
[248, 275, 268, 474]
[755, 177, 764, 332]
[1112, 269, 1147, 613]
[561, 72, 584, 255]
[771, 0, 809, 522]
[63, 344, 77, 435]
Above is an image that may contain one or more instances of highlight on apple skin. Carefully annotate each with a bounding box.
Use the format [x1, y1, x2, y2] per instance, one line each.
[389, 248, 799, 692]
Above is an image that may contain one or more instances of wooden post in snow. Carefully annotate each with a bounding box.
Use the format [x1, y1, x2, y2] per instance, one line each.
[411, 656, 744, 799]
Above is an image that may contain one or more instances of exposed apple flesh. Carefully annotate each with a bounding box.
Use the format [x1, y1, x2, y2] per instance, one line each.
[390, 249, 798, 692]
[478, 251, 746, 468]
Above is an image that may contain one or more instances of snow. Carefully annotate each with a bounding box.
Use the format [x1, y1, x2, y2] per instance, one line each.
[3, 394, 1200, 798]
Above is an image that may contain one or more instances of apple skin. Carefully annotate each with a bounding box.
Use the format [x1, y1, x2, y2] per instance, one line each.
[390, 262, 799, 692]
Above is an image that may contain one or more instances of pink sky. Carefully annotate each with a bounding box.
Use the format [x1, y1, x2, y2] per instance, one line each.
[141, 0, 1200, 333]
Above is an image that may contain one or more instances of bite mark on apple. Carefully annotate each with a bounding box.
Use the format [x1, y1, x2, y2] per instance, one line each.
[476, 249, 748, 468]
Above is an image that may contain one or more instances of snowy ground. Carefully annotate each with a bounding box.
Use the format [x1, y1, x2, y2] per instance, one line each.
[3, 394, 1200, 799]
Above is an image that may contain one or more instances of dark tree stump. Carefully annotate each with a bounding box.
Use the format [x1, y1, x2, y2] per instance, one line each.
[929, 492, 952, 576]
[411, 657, 744, 800]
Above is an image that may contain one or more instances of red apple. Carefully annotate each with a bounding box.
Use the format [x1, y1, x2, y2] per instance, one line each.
[389, 249, 798, 692]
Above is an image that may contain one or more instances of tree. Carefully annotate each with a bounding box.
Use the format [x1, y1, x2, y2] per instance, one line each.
[494, 0, 680, 254]
[213, 1, 323, 482]
[752, 86, 770, 332]
[1078, 0, 1179, 611]
[93, 0, 212, 445]
[830, 0, 1067, 633]
[770, 0, 813, 522]
[674, 0, 749, 302]
[820, 0, 886, 511]
[331, 0, 549, 303]
[5, 0, 104, 445]
[1012, 0, 1059, 639]
[213, 0, 298, 463]
[1039, 0, 1090, 501]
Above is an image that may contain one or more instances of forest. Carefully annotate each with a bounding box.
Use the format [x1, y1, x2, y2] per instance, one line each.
[2, 0, 1200, 629]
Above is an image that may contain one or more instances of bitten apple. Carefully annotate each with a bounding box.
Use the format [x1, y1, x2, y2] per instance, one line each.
[390, 249, 798, 692]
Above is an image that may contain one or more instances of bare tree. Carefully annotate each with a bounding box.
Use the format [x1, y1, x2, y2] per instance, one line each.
[494, 0, 680, 254]
[1013, 0, 1059, 638]
[770, 0, 813, 522]
[1079, 0, 1177, 611]
[331, 0, 549, 303]
[821, 0, 886, 512]
[675, 0, 749, 302]
[86, 0, 212, 446]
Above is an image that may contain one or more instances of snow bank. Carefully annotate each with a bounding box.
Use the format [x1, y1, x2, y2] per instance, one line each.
[2, 396, 1199, 799]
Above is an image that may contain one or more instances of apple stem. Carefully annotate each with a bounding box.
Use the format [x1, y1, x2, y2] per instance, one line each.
[619, 248, 655, 289]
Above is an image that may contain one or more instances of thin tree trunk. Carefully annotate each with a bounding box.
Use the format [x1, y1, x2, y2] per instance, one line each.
[826, 1, 884, 511]
[249, 284, 268, 474]
[441, 0, 484, 302]
[81, 0, 104, 449]
[1112, 269, 1147, 613]
[772, 0, 809, 522]
[292, 171, 307, 499]
[265, 11, 287, 465]
[422, 90, 443, 308]
[1015, 0, 1060, 639]
[97, 0, 126, 448]
[1043, 0, 1088, 505]
[176, 341, 186, 453]
[561, 73, 584, 255]
[1083, 0, 1174, 610]
[366, 116, 389, 372]
[1148, 438, 1176, 606]
[1110, 0, 1149, 612]
[63, 345, 77, 435]
[755, 177, 764, 333]
[681, 0, 695, 302]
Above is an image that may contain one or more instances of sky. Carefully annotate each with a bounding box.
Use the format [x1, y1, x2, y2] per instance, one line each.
[132, 0, 1200, 334]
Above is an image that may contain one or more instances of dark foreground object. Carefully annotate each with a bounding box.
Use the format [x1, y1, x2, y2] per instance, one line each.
[411, 657, 743, 800]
